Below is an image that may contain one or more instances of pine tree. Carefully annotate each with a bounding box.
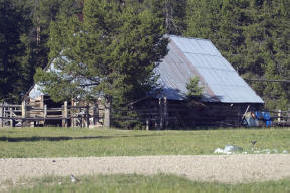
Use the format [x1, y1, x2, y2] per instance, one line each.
[30, 0, 83, 83]
[151, 0, 186, 35]
[241, 0, 289, 110]
[186, 77, 203, 100]
[185, 0, 222, 39]
[0, 0, 83, 103]
[0, 0, 32, 102]
[184, 0, 289, 110]
[35, 0, 168, 128]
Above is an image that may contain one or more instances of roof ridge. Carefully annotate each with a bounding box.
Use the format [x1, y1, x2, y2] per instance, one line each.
[167, 34, 212, 42]
[183, 51, 222, 57]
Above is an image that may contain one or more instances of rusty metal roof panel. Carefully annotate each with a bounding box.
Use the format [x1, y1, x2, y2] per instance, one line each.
[156, 35, 264, 103]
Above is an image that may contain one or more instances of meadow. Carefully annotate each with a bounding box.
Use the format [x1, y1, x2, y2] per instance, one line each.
[1, 127, 290, 193]
[5, 174, 290, 193]
[0, 127, 289, 158]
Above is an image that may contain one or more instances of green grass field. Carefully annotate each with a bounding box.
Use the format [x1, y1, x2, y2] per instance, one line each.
[5, 174, 290, 193]
[0, 127, 289, 158]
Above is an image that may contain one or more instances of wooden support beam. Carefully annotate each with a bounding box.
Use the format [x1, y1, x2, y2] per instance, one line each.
[21, 101, 26, 118]
[40, 95, 44, 126]
[0, 104, 21, 108]
[146, 119, 149, 131]
[71, 99, 75, 127]
[80, 116, 83, 128]
[62, 101, 68, 127]
[43, 105, 47, 126]
[0, 102, 3, 127]
[21, 101, 26, 127]
[278, 109, 281, 123]
[92, 105, 97, 127]
[159, 98, 163, 130]
[9, 108, 14, 127]
[44, 105, 47, 118]
[164, 97, 168, 129]
[64, 101, 68, 127]
[241, 105, 250, 125]
[86, 105, 89, 128]
[104, 101, 111, 128]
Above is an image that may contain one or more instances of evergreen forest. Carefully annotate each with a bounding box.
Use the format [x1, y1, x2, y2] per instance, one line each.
[0, 0, 289, 111]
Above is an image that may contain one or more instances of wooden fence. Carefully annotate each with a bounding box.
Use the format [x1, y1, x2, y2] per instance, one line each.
[0, 101, 104, 128]
[0, 99, 289, 128]
[268, 110, 290, 127]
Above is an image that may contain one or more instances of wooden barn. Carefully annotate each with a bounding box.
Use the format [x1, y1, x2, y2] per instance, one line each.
[17, 35, 264, 129]
[130, 35, 264, 129]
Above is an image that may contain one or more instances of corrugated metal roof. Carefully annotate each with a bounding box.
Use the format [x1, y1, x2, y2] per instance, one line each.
[29, 84, 43, 99]
[29, 62, 61, 99]
[29, 35, 264, 104]
[29, 59, 95, 99]
[156, 35, 264, 103]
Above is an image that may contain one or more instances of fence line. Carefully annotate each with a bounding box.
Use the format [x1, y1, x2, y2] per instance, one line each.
[0, 100, 289, 129]
[0, 101, 102, 128]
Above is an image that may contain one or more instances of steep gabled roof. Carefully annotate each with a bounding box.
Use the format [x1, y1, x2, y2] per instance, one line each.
[156, 35, 264, 103]
[27, 35, 264, 104]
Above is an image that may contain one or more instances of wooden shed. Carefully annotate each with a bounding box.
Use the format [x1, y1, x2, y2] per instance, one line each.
[130, 35, 264, 129]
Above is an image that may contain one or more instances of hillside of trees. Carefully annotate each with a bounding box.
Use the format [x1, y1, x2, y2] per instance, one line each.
[0, 0, 289, 111]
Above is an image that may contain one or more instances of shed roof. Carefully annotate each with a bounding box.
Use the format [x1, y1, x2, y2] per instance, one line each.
[156, 35, 264, 103]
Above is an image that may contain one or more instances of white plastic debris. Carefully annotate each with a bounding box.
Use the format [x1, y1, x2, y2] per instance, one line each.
[214, 146, 289, 155]
[261, 149, 271, 154]
[214, 145, 243, 154]
[214, 148, 225, 154]
[224, 145, 243, 153]
[15, 122, 22, 127]
[282, 150, 288, 154]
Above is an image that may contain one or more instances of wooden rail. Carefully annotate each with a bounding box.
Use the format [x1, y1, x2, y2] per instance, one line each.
[1, 98, 288, 129]
[0, 101, 102, 128]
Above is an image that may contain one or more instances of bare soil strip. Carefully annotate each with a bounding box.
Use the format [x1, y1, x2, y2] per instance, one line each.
[0, 154, 289, 185]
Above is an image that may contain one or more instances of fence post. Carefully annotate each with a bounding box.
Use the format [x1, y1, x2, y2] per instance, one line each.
[278, 109, 281, 123]
[159, 98, 163, 130]
[71, 99, 76, 127]
[86, 105, 90, 128]
[0, 102, 3, 127]
[44, 105, 47, 118]
[92, 105, 98, 127]
[21, 101, 26, 118]
[62, 101, 68, 127]
[9, 107, 14, 127]
[146, 119, 149, 131]
[163, 97, 168, 129]
[104, 100, 111, 128]
[21, 101, 26, 127]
